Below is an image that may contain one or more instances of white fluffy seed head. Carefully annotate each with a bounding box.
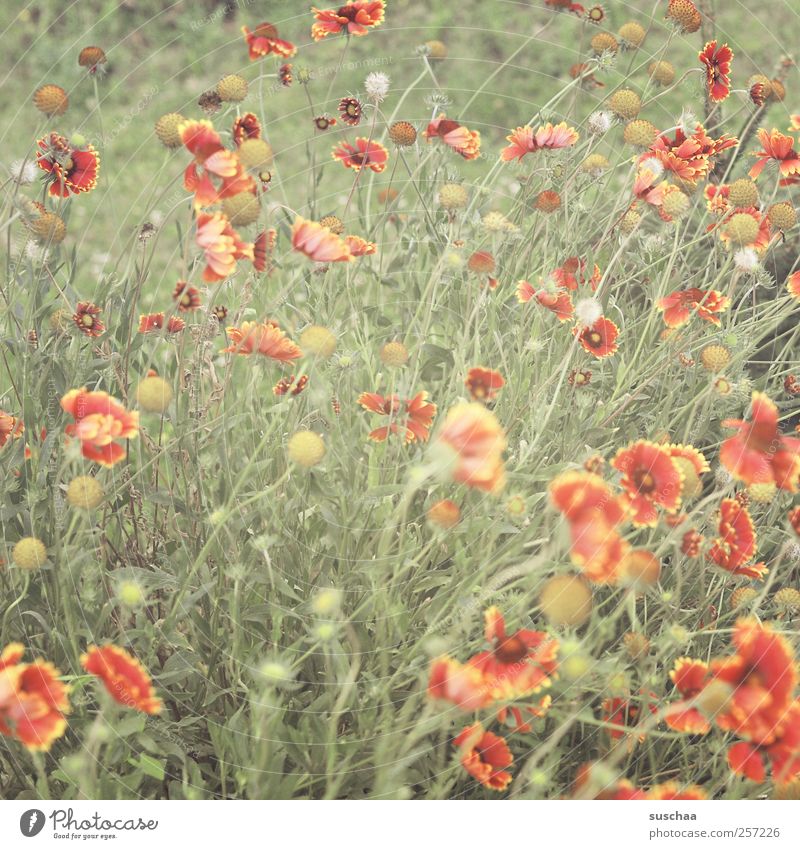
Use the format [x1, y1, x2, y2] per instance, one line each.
[575, 298, 603, 327]
[364, 72, 390, 103]
[734, 247, 759, 272]
[587, 110, 613, 135]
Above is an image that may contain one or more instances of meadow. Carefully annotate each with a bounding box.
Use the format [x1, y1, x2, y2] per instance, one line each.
[1, 0, 800, 800]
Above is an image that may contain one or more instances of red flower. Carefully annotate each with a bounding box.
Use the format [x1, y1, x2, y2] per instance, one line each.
[338, 97, 362, 126]
[232, 112, 261, 146]
[60, 388, 139, 467]
[253, 228, 276, 273]
[720, 392, 800, 491]
[602, 692, 658, 742]
[749, 129, 800, 181]
[665, 658, 711, 733]
[575, 316, 619, 358]
[223, 321, 303, 362]
[180, 119, 255, 208]
[454, 724, 513, 791]
[82, 644, 162, 715]
[434, 403, 506, 493]
[273, 374, 308, 397]
[517, 280, 574, 322]
[787, 271, 800, 301]
[727, 701, 800, 785]
[196, 211, 254, 282]
[0, 643, 69, 751]
[553, 256, 601, 291]
[699, 41, 733, 103]
[612, 440, 683, 527]
[549, 471, 629, 583]
[428, 656, 493, 712]
[344, 234, 377, 256]
[172, 282, 201, 312]
[36, 133, 100, 197]
[500, 121, 579, 162]
[424, 114, 481, 160]
[707, 498, 765, 579]
[73, 302, 104, 337]
[357, 391, 437, 443]
[311, 1, 385, 41]
[648, 783, 707, 800]
[241, 22, 296, 60]
[465, 367, 505, 402]
[789, 506, 800, 537]
[331, 137, 389, 173]
[292, 217, 353, 263]
[470, 607, 559, 701]
[657, 287, 730, 328]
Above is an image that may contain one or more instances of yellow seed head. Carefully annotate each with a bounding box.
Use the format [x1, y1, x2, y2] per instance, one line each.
[767, 202, 796, 231]
[287, 431, 325, 467]
[727, 178, 759, 208]
[237, 138, 273, 170]
[648, 60, 675, 86]
[661, 188, 691, 219]
[539, 574, 593, 627]
[609, 89, 642, 120]
[619, 549, 661, 587]
[29, 212, 66, 245]
[730, 586, 758, 609]
[748, 481, 776, 503]
[424, 40, 447, 60]
[673, 456, 701, 499]
[774, 587, 800, 611]
[66, 475, 105, 510]
[623, 631, 650, 660]
[12, 536, 48, 570]
[319, 215, 344, 235]
[300, 325, 337, 358]
[696, 679, 734, 717]
[590, 32, 618, 55]
[581, 153, 610, 174]
[388, 121, 417, 147]
[438, 182, 468, 210]
[623, 119, 658, 148]
[666, 0, 701, 33]
[380, 340, 409, 366]
[723, 212, 759, 246]
[216, 73, 248, 102]
[620, 207, 641, 234]
[117, 580, 145, 607]
[221, 192, 261, 226]
[700, 344, 731, 373]
[155, 113, 186, 148]
[136, 375, 173, 413]
[618, 22, 646, 48]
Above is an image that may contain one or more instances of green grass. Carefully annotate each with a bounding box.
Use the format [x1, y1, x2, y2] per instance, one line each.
[1, 0, 800, 800]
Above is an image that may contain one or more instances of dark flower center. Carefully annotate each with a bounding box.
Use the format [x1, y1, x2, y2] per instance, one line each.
[494, 634, 528, 664]
[632, 468, 657, 494]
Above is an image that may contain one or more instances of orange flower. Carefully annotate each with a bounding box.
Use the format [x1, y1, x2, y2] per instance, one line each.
[749, 128, 800, 181]
[241, 22, 296, 59]
[232, 112, 261, 145]
[720, 392, 800, 491]
[427, 498, 461, 528]
[254, 228, 276, 273]
[575, 316, 619, 358]
[454, 724, 513, 791]
[787, 271, 800, 301]
[657, 287, 730, 328]
[0, 643, 69, 751]
[612, 440, 682, 526]
[549, 471, 629, 583]
[222, 321, 303, 362]
[727, 701, 800, 784]
[60, 388, 139, 467]
[716, 206, 772, 252]
[311, 1, 385, 40]
[648, 783, 707, 800]
[428, 656, 493, 712]
[172, 282, 202, 312]
[344, 234, 377, 256]
[465, 367, 505, 402]
[711, 619, 797, 749]
[331, 137, 389, 172]
[196, 211, 254, 282]
[517, 280, 574, 322]
[82, 644, 162, 715]
[649, 124, 736, 185]
[571, 762, 647, 800]
[665, 658, 711, 734]
[36, 133, 100, 197]
[424, 114, 481, 160]
[790, 505, 800, 537]
[699, 41, 733, 103]
[500, 121, 579, 162]
[357, 391, 437, 442]
[292, 217, 353, 263]
[553, 256, 601, 291]
[633, 164, 669, 207]
[707, 498, 765, 579]
[180, 119, 254, 208]
[138, 313, 185, 334]
[435, 402, 506, 493]
[0, 410, 24, 448]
